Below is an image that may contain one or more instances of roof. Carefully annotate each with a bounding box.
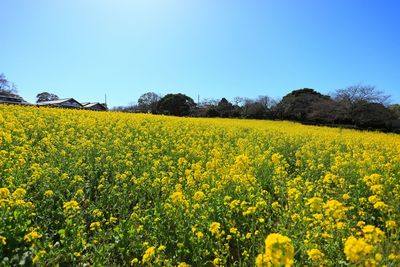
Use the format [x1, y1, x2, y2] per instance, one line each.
[83, 102, 102, 108]
[37, 98, 81, 106]
[0, 93, 23, 100]
[0, 94, 29, 104]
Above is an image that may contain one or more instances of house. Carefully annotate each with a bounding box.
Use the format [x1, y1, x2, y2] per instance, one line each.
[0, 94, 29, 105]
[37, 98, 82, 109]
[81, 102, 108, 111]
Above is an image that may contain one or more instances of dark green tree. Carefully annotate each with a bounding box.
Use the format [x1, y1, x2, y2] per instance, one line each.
[274, 88, 332, 122]
[157, 93, 196, 116]
[351, 101, 395, 129]
[217, 98, 234, 118]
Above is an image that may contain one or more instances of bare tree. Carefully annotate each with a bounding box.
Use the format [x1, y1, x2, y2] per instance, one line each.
[137, 92, 161, 113]
[200, 98, 219, 107]
[256, 95, 274, 109]
[233, 96, 245, 106]
[332, 85, 393, 126]
[333, 85, 390, 106]
[0, 73, 18, 97]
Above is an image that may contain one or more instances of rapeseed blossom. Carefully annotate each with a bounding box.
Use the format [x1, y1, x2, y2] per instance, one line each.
[0, 236, 6, 245]
[1, 105, 400, 265]
[344, 236, 373, 263]
[11, 188, 27, 199]
[193, 191, 205, 202]
[210, 222, 221, 237]
[142, 246, 156, 263]
[307, 248, 324, 262]
[256, 233, 294, 266]
[24, 230, 42, 243]
[63, 200, 80, 213]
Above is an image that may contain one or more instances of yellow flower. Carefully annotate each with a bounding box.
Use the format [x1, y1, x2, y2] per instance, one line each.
[213, 257, 221, 266]
[75, 189, 84, 196]
[142, 246, 156, 263]
[342, 193, 350, 200]
[193, 191, 205, 202]
[130, 258, 139, 265]
[0, 188, 10, 199]
[256, 233, 294, 267]
[12, 188, 27, 199]
[385, 220, 397, 230]
[235, 154, 250, 168]
[32, 250, 46, 264]
[324, 200, 346, 220]
[256, 253, 268, 267]
[312, 213, 323, 220]
[196, 231, 204, 239]
[362, 225, 385, 243]
[368, 195, 379, 204]
[92, 208, 103, 217]
[271, 202, 280, 211]
[370, 184, 384, 195]
[210, 222, 221, 236]
[373, 201, 388, 211]
[306, 197, 324, 212]
[307, 248, 324, 262]
[230, 227, 238, 235]
[44, 190, 54, 197]
[243, 206, 257, 216]
[344, 236, 373, 263]
[177, 262, 190, 267]
[375, 253, 382, 261]
[0, 235, 6, 245]
[357, 221, 366, 228]
[363, 174, 382, 187]
[157, 245, 166, 251]
[171, 191, 184, 203]
[109, 215, 118, 224]
[63, 200, 80, 214]
[90, 221, 101, 231]
[24, 230, 42, 243]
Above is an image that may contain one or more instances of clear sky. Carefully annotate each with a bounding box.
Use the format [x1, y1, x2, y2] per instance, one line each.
[1, 0, 400, 107]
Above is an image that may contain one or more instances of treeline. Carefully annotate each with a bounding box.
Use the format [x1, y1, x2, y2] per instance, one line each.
[113, 86, 400, 133]
[1, 72, 399, 132]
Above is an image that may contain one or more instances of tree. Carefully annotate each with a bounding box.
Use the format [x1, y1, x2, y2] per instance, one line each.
[0, 73, 18, 97]
[334, 85, 390, 106]
[333, 85, 392, 125]
[274, 88, 332, 121]
[217, 98, 234, 118]
[241, 96, 273, 119]
[351, 101, 395, 129]
[243, 101, 268, 119]
[233, 96, 245, 106]
[36, 92, 59, 103]
[137, 92, 161, 113]
[389, 104, 400, 119]
[306, 98, 344, 124]
[157, 93, 196, 116]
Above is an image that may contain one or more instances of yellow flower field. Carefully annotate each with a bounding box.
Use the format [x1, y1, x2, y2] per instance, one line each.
[0, 105, 399, 266]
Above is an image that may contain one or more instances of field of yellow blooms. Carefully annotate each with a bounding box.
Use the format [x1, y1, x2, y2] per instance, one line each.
[0, 105, 399, 266]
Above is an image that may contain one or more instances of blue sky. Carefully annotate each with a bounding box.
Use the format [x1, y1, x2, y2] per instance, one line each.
[1, 0, 400, 107]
